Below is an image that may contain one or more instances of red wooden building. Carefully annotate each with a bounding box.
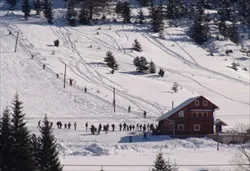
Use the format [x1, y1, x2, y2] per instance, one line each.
[156, 96, 219, 136]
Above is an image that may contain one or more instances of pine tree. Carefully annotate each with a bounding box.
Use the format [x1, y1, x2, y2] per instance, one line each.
[122, 2, 131, 23]
[115, 1, 124, 16]
[228, 15, 239, 43]
[22, 0, 31, 20]
[133, 39, 142, 52]
[138, 9, 145, 24]
[158, 68, 165, 77]
[5, 0, 17, 10]
[11, 94, 35, 171]
[79, 5, 90, 25]
[31, 134, 40, 171]
[150, 4, 164, 33]
[133, 56, 149, 73]
[152, 152, 178, 171]
[149, 61, 156, 73]
[104, 51, 119, 74]
[0, 107, 14, 171]
[188, 0, 209, 44]
[38, 116, 62, 171]
[33, 0, 41, 15]
[166, 0, 187, 20]
[43, 0, 53, 24]
[218, 20, 228, 38]
[66, 0, 77, 26]
[218, 0, 233, 22]
[139, 0, 150, 7]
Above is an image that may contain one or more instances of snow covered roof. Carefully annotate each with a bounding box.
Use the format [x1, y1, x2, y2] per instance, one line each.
[156, 96, 201, 121]
[214, 119, 228, 126]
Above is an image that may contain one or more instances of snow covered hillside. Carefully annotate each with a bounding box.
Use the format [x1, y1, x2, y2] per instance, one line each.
[0, 4, 249, 170]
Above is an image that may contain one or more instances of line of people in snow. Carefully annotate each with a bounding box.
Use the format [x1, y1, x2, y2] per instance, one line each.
[37, 120, 157, 135]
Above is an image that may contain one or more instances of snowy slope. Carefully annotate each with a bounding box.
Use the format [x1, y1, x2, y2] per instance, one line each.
[0, 5, 250, 170]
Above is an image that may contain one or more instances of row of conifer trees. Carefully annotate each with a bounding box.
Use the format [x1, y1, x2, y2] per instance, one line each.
[0, 94, 62, 171]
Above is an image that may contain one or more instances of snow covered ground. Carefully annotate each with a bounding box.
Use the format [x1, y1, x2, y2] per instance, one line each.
[0, 4, 249, 171]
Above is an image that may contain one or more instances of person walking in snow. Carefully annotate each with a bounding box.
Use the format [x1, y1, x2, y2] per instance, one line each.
[119, 124, 122, 131]
[143, 110, 147, 118]
[64, 123, 67, 129]
[129, 136, 132, 142]
[68, 122, 72, 129]
[85, 122, 88, 131]
[111, 124, 115, 131]
[128, 106, 131, 113]
[73, 122, 77, 130]
[143, 132, 147, 140]
[84, 86, 87, 93]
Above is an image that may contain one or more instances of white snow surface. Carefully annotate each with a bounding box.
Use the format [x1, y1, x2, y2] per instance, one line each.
[0, 5, 250, 171]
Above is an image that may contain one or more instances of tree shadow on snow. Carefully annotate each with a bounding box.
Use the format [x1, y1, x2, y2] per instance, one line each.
[119, 71, 146, 75]
[118, 133, 171, 143]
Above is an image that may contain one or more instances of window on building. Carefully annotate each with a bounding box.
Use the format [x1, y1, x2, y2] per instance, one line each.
[203, 100, 208, 106]
[204, 112, 208, 117]
[178, 111, 184, 117]
[194, 124, 200, 131]
[178, 124, 184, 131]
[195, 100, 199, 106]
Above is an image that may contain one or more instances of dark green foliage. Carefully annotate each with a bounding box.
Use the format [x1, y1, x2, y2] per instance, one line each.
[11, 94, 34, 171]
[228, 19, 239, 43]
[31, 134, 40, 171]
[22, 0, 31, 20]
[54, 39, 59, 47]
[152, 152, 178, 171]
[43, 0, 53, 24]
[218, 0, 233, 21]
[166, 0, 187, 20]
[122, 2, 131, 23]
[188, 1, 209, 44]
[115, 1, 124, 15]
[66, 0, 77, 26]
[231, 62, 238, 71]
[133, 39, 142, 52]
[133, 56, 149, 73]
[218, 21, 228, 38]
[149, 61, 156, 74]
[0, 107, 14, 171]
[158, 68, 165, 77]
[104, 51, 119, 74]
[79, 5, 90, 25]
[5, 0, 17, 10]
[33, 0, 41, 15]
[150, 4, 164, 33]
[138, 9, 145, 24]
[38, 116, 62, 171]
[139, 0, 150, 7]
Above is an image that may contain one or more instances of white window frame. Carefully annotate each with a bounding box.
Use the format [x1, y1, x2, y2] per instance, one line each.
[203, 100, 208, 106]
[178, 111, 184, 117]
[195, 100, 200, 106]
[178, 124, 184, 131]
[194, 124, 200, 131]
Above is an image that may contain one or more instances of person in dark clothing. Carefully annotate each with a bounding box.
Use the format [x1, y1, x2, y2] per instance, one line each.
[143, 132, 147, 140]
[129, 125, 132, 131]
[127, 125, 129, 131]
[85, 122, 88, 131]
[106, 124, 109, 131]
[132, 125, 135, 131]
[50, 122, 53, 128]
[84, 86, 87, 93]
[43, 64, 46, 69]
[129, 136, 132, 142]
[69, 78, 73, 86]
[143, 124, 146, 132]
[68, 122, 71, 129]
[123, 123, 127, 131]
[139, 124, 142, 131]
[64, 123, 67, 129]
[56, 73, 59, 78]
[73, 122, 77, 130]
[119, 124, 122, 131]
[143, 110, 147, 118]
[136, 123, 139, 131]
[111, 124, 115, 131]
[128, 106, 131, 113]
[98, 124, 102, 131]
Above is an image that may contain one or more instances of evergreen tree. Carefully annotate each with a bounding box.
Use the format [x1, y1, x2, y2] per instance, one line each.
[79, 6, 90, 25]
[133, 39, 142, 52]
[149, 61, 156, 74]
[139, 0, 150, 7]
[115, 1, 124, 16]
[166, 0, 187, 20]
[22, 0, 31, 20]
[31, 134, 40, 171]
[138, 9, 145, 24]
[122, 2, 131, 23]
[0, 107, 14, 171]
[188, 0, 209, 44]
[158, 68, 165, 77]
[11, 94, 34, 171]
[38, 116, 62, 171]
[218, 0, 233, 21]
[133, 56, 149, 73]
[43, 0, 53, 24]
[237, 0, 249, 19]
[150, 4, 164, 33]
[228, 17, 239, 43]
[152, 152, 178, 171]
[33, 0, 41, 15]
[66, 0, 77, 26]
[218, 20, 228, 38]
[104, 51, 119, 74]
[5, 0, 17, 10]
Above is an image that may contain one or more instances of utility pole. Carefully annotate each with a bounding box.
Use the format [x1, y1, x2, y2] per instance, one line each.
[14, 32, 19, 53]
[217, 132, 220, 151]
[113, 87, 116, 112]
[63, 64, 67, 88]
[172, 101, 174, 109]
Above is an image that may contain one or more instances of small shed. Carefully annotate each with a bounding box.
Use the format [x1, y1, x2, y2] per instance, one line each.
[214, 119, 228, 133]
